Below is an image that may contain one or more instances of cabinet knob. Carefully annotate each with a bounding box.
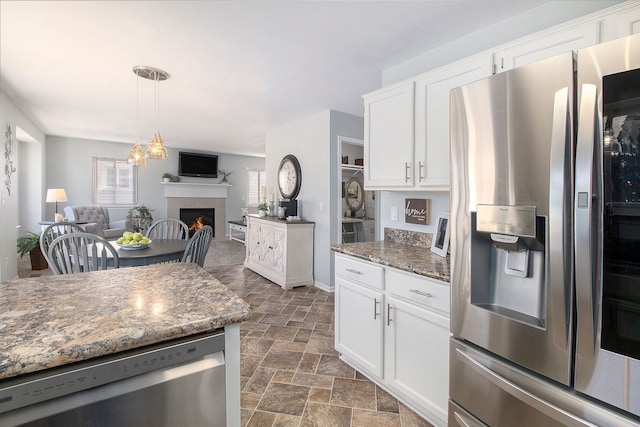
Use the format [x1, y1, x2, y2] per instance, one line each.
[409, 289, 432, 298]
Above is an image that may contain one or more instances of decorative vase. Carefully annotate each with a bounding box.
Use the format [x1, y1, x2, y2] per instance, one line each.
[162, 178, 170, 183]
[259, 210, 267, 218]
[277, 206, 287, 219]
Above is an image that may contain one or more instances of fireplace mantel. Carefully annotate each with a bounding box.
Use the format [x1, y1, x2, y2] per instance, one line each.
[161, 182, 231, 199]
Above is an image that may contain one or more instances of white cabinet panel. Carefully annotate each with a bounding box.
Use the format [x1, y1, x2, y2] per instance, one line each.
[335, 276, 384, 378]
[414, 55, 491, 190]
[494, 22, 600, 73]
[385, 296, 450, 424]
[363, 83, 415, 188]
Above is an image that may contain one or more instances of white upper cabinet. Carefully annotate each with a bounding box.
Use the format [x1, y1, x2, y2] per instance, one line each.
[364, 55, 491, 191]
[414, 55, 491, 190]
[363, 82, 415, 188]
[493, 22, 600, 73]
[601, 5, 640, 41]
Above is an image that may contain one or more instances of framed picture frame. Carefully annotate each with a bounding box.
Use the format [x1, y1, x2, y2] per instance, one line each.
[431, 213, 450, 257]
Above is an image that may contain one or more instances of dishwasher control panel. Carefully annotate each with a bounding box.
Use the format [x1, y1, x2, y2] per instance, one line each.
[0, 331, 225, 415]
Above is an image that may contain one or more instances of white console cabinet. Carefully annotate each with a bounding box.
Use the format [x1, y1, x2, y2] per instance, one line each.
[245, 215, 314, 289]
[334, 252, 450, 427]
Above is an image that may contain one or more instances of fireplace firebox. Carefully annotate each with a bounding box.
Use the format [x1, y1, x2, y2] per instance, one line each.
[180, 208, 215, 238]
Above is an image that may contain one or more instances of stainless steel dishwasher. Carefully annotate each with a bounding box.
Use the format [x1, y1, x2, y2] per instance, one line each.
[0, 330, 226, 426]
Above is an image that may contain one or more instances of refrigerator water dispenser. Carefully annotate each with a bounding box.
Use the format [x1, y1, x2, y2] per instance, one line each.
[470, 206, 547, 327]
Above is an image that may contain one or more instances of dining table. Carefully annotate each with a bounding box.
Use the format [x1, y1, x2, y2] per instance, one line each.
[105, 238, 189, 267]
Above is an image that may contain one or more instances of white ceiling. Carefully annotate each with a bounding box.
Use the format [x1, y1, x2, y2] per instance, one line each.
[0, 1, 554, 157]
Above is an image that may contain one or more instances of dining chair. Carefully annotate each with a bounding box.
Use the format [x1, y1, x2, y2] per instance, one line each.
[40, 223, 86, 264]
[48, 232, 120, 275]
[146, 219, 189, 240]
[181, 225, 213, 267]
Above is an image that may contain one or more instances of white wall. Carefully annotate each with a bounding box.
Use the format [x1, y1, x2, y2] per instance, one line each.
[0, 89, 46, 282]
[46, 136, 264, 237]
[265, 110, 363, 290]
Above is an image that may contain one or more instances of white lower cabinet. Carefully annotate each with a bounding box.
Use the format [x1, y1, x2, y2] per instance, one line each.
[335, 277, 384, 377]
[334, 253, 450, 427]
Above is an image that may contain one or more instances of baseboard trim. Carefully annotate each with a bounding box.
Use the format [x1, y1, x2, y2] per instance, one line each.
[313, 280, 334, 293]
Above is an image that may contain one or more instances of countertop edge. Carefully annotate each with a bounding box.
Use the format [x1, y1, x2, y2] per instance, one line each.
[331, 243, 450, 283]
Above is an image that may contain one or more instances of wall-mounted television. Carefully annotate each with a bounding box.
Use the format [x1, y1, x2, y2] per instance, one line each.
[178, 152, 218, 178]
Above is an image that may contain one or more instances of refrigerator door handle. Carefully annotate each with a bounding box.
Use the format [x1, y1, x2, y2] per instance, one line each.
[455, 347, 598, 427]
[549, 87, 571, 350]
[574, 83, 598, 357]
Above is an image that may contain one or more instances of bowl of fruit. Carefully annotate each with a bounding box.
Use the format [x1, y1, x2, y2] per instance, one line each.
[116, 231, 151, 250]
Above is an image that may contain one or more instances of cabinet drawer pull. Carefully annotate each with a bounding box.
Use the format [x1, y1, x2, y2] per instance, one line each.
[409, 289, 433, 298]
[387, 304, 392, 325]
[345, 268, 363, 275]
[405, 162, 411, 182]
[418, 161, 424, 181]
[374, 298, 380, 320]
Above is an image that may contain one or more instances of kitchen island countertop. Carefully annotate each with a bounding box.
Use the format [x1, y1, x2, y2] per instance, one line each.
[0, 262, 251, 380]
[331, 240, 450, 283]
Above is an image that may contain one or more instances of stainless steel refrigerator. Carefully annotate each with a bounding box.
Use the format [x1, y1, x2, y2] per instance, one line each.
[449, 33, 640, 426]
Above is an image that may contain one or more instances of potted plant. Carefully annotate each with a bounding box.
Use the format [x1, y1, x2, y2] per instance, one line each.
[257, 202, 268, 217]
[162, 172, 173, 183]
[17, 232, 48, 270]
[127, 205, 154, 233]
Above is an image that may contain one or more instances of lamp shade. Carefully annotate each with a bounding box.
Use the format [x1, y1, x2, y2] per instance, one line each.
[46, 188, 67, 203]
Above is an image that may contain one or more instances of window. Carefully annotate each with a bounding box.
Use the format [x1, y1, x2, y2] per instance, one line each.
[93, 157, 137, 205]
[247, 168, 266, 207]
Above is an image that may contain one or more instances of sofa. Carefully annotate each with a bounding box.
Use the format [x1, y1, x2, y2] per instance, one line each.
[63, 205, 132, 240]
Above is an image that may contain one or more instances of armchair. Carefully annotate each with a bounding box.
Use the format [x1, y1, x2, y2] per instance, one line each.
[63, 205, 132, 240]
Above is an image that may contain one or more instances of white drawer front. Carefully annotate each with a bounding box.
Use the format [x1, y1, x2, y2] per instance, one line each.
[386, 269, 449, 315]
[335, 253, 384, 290]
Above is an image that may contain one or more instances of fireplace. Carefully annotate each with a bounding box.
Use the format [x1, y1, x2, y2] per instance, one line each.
[180, 208, 215, 238]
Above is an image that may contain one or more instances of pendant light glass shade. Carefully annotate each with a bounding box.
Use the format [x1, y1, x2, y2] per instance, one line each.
[128, 140, 147, 166]
[147, 133, 167, 159]
[146, 69, 168, 160]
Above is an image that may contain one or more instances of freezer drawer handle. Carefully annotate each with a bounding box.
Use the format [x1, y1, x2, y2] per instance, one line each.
[453, 410, 482, 427]
[409, 289, 432, 298]
[345, 268, 362, 275]
[455, 348, 597, 427]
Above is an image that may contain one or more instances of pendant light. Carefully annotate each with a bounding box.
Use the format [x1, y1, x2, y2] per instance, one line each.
[127, 67, 147, 166]
[145, 67, 168, 160]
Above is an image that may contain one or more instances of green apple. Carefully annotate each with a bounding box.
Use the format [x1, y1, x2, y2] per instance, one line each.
[133, 232, 143, 242]
[123, 231, 133, 240]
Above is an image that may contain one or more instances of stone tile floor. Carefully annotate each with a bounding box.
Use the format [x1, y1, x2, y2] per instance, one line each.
[210, 264, 435, 427]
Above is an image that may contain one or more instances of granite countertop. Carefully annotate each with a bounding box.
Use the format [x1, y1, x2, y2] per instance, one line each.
[0, 263, 251, 381]
[331, 228, 450, 283]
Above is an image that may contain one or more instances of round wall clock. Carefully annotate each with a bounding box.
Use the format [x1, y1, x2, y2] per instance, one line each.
[277, 154, 302, 200]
